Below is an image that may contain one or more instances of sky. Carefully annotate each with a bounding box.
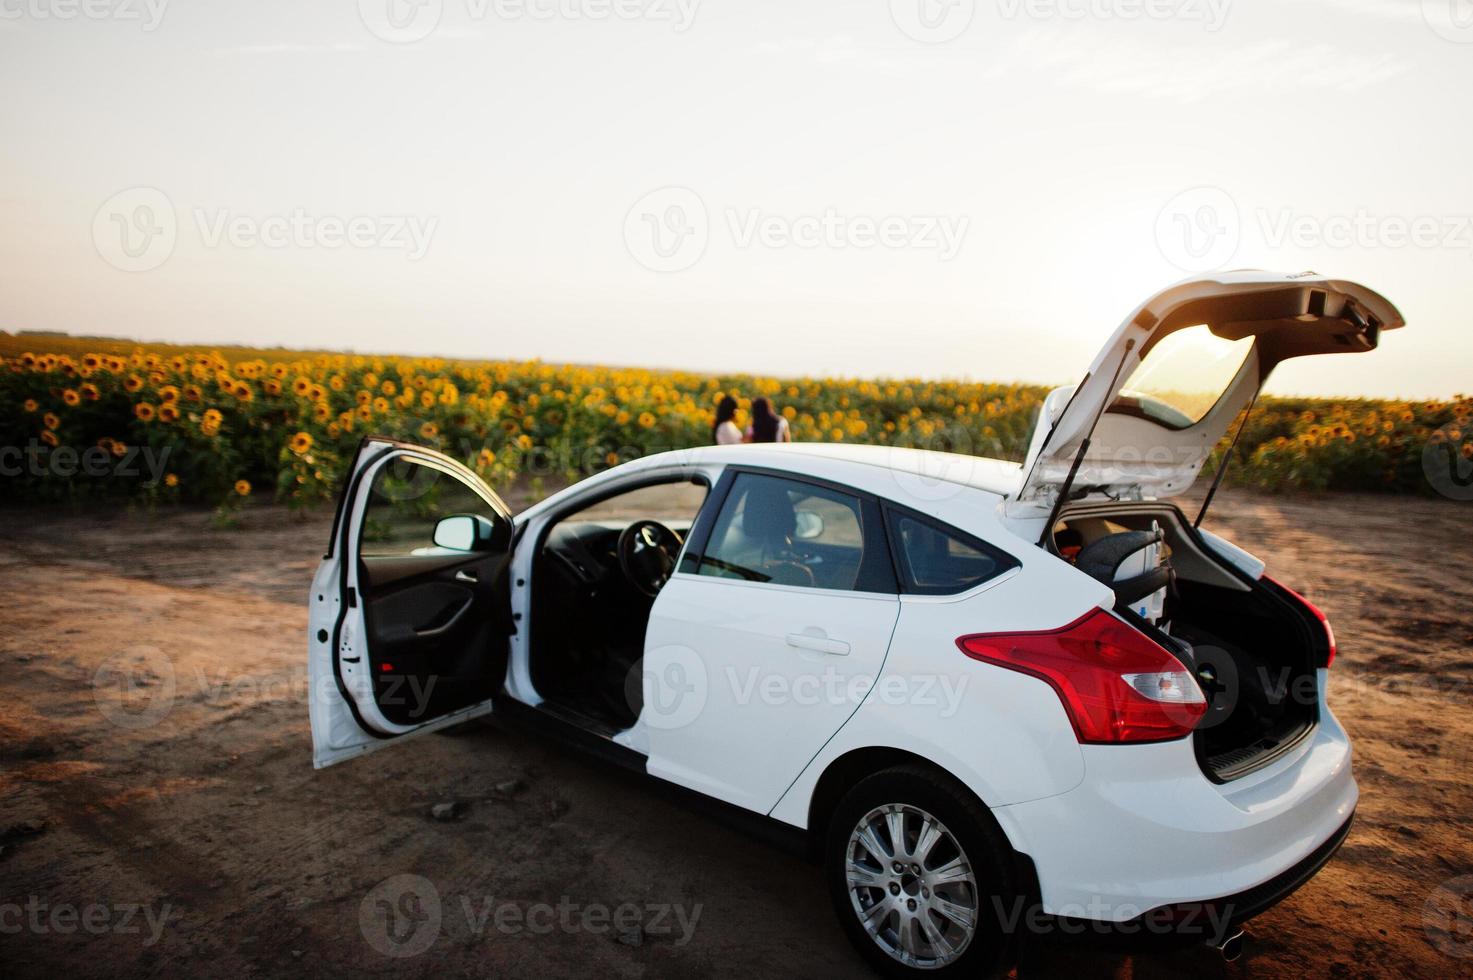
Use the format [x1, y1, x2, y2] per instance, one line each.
[1, 0, 1469, 399]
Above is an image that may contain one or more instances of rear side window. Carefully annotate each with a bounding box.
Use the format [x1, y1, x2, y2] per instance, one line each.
[693, 472, 895, 593]
[886, 509, 1017, 595]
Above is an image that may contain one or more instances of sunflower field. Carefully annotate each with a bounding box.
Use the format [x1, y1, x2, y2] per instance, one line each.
[1, 333, 1466, 508]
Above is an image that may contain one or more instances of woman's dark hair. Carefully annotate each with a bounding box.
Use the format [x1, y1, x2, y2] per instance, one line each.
[749, 397, 780, 443]
[712, 395, 738, 440]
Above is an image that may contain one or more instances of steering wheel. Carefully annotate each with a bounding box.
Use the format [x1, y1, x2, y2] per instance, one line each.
[616, 520, 684, 597]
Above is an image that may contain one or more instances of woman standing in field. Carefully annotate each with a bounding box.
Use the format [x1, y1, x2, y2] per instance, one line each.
[745, 397, 791, 443]
[712, 395, 743, 445]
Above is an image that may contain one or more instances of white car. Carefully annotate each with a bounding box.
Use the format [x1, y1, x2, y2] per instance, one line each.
[308, 271, 1401, 976]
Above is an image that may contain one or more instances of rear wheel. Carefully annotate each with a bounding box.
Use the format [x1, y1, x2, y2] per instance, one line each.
[825, 766, 1019, 977]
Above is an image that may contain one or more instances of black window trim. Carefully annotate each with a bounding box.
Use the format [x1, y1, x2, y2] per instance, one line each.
[880, 500, 1021, 597]
[681, 465, 899, 595]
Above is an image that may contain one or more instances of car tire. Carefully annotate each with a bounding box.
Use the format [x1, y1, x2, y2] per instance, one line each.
[825, 765, 1021, 978]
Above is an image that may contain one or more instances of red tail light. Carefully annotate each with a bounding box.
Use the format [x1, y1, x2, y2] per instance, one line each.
[957, 609, 1206, 744]
[1263, 575, 1336, 667]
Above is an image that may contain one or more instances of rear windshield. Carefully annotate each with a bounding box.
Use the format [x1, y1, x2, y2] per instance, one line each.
[1109, 325, 1254, 430]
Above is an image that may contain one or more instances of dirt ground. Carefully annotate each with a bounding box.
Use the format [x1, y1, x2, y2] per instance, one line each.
[2, 488, 1471, 979]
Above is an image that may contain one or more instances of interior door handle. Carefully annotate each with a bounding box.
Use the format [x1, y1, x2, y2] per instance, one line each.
[786, 632, 850, 656]
[455, 569, 478, 583]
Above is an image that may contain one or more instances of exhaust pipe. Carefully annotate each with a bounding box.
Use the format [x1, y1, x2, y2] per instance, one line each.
[1210, 927, 1246, 962]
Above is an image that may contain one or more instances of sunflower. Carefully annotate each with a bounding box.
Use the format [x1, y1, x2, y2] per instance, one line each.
[419, 421, 438, 440]
[164, 473, 179, 488]
[23, 398, 38, 412]
[133, 402, 156, 422]
[476, 448, 496, 468]
[124, 374, 144, 392]
[43, 412, 60, 430]
[80, 383, 100, 401]
[183, 384, 203, 402]
[62, 388, 81, 406]
[290, 431, 314, 455]
[234, 479, 251, 497]
[109, 440, 127, 458]
[40, 430, 59, 448]
[158, 403, 180, 423]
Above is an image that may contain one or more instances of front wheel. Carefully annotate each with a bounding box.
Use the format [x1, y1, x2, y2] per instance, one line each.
[825, 766, 1020, 978]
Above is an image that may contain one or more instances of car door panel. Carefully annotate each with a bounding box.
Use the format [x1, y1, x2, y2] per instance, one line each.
[642, 574, 900, 813]
[308, 437, 515, 768]
[638, 469, 901, 814]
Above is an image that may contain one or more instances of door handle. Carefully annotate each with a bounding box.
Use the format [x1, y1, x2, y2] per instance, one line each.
[786, 632, 850, 656]
[455, 569, 479, 583]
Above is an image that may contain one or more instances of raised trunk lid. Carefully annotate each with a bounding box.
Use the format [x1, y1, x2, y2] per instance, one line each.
[1012, 271, 1404, 508]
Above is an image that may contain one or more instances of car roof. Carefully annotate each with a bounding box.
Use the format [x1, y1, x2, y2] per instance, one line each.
[628, 442, 1024, 499]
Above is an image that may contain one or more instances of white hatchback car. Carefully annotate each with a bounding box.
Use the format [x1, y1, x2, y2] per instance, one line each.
[308, 271, 1401, 976]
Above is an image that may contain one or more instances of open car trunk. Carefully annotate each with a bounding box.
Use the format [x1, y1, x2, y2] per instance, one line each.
[1047, 501, 1327, 781]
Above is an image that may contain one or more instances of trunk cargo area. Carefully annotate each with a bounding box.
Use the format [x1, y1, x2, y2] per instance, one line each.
[1049, 502, 1322, 781]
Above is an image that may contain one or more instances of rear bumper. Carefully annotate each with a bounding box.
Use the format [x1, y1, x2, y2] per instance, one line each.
[990, 685, 1356, 934]
[1038, 811, 1354, 947]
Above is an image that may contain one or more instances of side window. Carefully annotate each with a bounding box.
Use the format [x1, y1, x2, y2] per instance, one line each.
[360, 459, 496, 558]
[568, 480, 709, 527]
[698, 473, 868, 591]
[887, 510, 1018, 595]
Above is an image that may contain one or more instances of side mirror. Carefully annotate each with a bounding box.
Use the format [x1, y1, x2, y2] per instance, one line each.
[433, 514, 495, 552]
[793, 510, 824, 540]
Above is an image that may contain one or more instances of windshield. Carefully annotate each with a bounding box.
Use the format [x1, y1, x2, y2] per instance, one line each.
[1108, 325, 1255, 430]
